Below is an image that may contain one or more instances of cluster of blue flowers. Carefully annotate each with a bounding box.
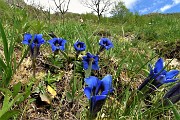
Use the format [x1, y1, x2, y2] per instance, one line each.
[22, 33, 114, 118]
[22, 33, 113, 70]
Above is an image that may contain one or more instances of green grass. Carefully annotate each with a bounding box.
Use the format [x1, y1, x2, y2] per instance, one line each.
[0, 1, 179, 120]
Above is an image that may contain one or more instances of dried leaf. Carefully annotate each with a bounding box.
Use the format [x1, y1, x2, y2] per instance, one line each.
[40, 93, 51, 104]
[47, 85, 57, 98]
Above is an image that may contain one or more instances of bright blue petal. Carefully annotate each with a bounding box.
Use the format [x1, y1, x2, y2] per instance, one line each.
[52, 45, 57, 52]
[61, 39, 67, 44]
[99, 38, 105, 46]
[48, 39, 55, 45]
[59, 46, 65, 51]
[164, 78, 179, 83]
[82, 60, 89, 70]
[166, 70, 179, 79]
[87, 52, 93, 58]
[92, 95, 107, 102]
[74, 42, 78, 51]
[101, 75, 113, 91]
[39, 38, 45, 44]
[154, 58, 164, 73]
[92, 62, 99, 70]
[84, 76, 99, 88]
[95, 80, 102, 95]
[101, 89, 114, 95]
[99, 38, 113, 50]
[22, 40, 29, 45]
[22, 33, 32, 45]
[24, 33, 32, 40]
[84, 87, 92, 100]
[93, 55, 99, 62]
[33, 34, 45, 45]
[34, 34, 43, 40]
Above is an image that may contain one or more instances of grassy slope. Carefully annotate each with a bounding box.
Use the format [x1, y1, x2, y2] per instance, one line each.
[0, 1, 179, 119]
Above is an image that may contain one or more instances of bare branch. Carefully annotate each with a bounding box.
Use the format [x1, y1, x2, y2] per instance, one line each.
[80, 0, 114, 22]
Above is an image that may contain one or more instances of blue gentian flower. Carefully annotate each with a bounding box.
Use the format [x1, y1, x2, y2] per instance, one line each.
[74, 40, 86, 52]
[82, 52, 99, 70]
[48, 38, 67, 52]
[163, 83, 180, 106]
[99, 38, 113, 50]
[22, 33, 45, 57]
[84, 75, 114, 117]
[138, 58, 179, 91]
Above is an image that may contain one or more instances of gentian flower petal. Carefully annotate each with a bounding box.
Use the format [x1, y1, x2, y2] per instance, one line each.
[95, 80, 102, 95]
[92, 95, 107, 102]
[101, 90, 113, 95]
[59, 46, 65, 51]
[82, 53, 99, 70]
[74, 40, 86, 51]
[84, 87, 92, 100]
[34, 34, 43, 40]
[87, 52, 93, 58]
[99, 38, 113, 50]
[93, 55, 99, 62]
[85, 76, 99, 88]
[163, 78, 179, 83]
[92, 55, 99, 70]
[48, 39, 55, 45]
[36, 34, 45, 44]
[92, 62, 99, 70]
[22, 33, 32, 45]
[101, 75, 113, 91]
[52, 45, 57, 52]
[154, 58, 163, 73]
[82, 60, 89, 70]
[166, 70, 179, 79]
[48, 38, 67, 52]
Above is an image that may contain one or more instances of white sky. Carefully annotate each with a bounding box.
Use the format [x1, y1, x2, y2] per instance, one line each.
[24, 0, 97, 14]
[24, 0, 137, 15]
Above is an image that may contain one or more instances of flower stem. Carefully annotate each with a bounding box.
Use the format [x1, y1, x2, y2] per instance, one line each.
[85, 59, 93, 78]
[32, 58, 36, 78]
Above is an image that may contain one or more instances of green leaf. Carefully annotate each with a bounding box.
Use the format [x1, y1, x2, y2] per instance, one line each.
[168, 100, 180, 120]
[72, 77, 77, 98]
[0, 58, 6, 70]
[13, 82, 22, 97]
[0, 88, 12, 117]
[0, 110, 20, 120]
[0, 20, 9, 66]
[66, 92, 72, 101]
[75, 91, 83, 99]
[60, 50, 69, 60]
[15, 46, 29, 71]
[24, 83, 33, 99]
[115, 54, 130, 79]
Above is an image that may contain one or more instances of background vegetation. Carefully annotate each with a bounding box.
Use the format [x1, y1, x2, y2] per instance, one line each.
[0, 0, 179, 119]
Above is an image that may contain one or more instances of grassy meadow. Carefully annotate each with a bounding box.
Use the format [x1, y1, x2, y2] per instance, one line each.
[0, 0, 179, 119]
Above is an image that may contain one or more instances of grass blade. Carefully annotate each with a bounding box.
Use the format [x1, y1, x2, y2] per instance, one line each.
[0, 20, 9, 65]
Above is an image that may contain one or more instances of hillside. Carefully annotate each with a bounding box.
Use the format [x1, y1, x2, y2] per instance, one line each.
[0, 1, 179, 120]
